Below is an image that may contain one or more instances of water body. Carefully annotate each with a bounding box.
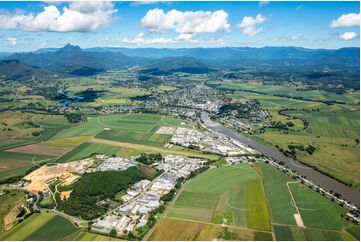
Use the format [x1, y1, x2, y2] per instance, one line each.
[201, 112, 360, 205]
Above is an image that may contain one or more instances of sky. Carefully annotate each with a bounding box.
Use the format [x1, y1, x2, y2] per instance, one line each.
[0, 1, 359, 52]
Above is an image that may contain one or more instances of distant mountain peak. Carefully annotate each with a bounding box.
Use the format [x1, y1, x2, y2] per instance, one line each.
[57, 43, 82, 53]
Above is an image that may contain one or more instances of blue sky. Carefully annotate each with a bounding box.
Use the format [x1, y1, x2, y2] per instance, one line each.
[0, 1, 359, 51]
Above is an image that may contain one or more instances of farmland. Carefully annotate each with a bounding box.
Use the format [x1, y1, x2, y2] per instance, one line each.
[163, 164, 271, 231]
[147, 217, 273, 241]
[64, 231, 121, 241]
[0, 212, 79, 241]
[149, 161, 359, 241]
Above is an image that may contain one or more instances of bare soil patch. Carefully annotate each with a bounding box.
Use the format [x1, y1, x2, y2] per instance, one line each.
[24, 159, 93, 193]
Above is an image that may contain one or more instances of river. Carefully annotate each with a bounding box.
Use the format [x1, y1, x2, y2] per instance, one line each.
[201, 112, 360, 205]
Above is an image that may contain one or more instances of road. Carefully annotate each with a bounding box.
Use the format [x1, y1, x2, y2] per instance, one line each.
[201, 111, 360, 205]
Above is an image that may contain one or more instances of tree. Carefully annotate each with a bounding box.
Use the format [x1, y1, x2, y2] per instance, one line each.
[65, 113, 87, 123]
[109, 229, 117, 237]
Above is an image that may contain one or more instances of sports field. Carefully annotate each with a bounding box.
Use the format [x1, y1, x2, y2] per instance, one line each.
[0, 212, 79, 241]
[165, 164, 271, 231]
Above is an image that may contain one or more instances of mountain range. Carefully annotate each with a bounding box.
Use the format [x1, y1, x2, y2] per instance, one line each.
[1, 44, 360, 76]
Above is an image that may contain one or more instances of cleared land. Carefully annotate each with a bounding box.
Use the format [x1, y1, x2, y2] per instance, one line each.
[165, 164, 271, 231]
[24, 159, 93, 192]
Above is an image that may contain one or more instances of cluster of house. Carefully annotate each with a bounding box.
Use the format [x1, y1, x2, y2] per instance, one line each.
[168, 127, 256, 156]
[158, 84, 225, 113]
[97, 156, 137, 171]
[92, 155, 206, 236]
[267, 158, 360, 223]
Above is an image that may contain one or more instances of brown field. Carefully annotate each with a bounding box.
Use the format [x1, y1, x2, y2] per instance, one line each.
[147, 217, 271, 241]
[8, 144, 69, 157]
[0, 159, 31, 170]
[24, 159, 93, 192]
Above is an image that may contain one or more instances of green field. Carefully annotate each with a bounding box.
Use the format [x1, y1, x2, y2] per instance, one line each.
[0, 212, 79, 241]
[289, 183, 348, 230]
[56, 142, 121, 163]
[166, 164, 271, 231]
[273, 225, 308, 241]
[259, 162, 297, 225]
[346, 226, 360, 240]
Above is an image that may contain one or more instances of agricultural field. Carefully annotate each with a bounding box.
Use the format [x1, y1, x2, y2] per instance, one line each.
[0, 150, 54, 182]
[164, 164, 271, 231]
[0, 212, 79, 241]
[64, 231, 121, 241]
[218, 84, 360, 188]
[152, 161, 358, 241]
[259, 161, 358, 241]
[0, 111, 73, 182]
[259, 162, 297, 225]
[148, 217, 273, 241]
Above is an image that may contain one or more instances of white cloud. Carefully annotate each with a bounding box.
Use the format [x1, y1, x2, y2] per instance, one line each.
[271, 34, 304, 42]
[121, 32, 223, 46]
[6, 37, 17, 46]
[122, 32, 177, 45]
[259, 1, 269, 7]
[290, 34, 303, 40]
[131, 1, 158, 5]
[237, 14, 268, 36]
[330, 13, 360, 28]
[141, 8, 230, 34]
[339, 31, 358, 41]
[0, 2, 116, 32]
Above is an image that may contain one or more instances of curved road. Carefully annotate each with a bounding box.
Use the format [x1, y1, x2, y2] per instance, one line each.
[201, 112, 360, 205]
